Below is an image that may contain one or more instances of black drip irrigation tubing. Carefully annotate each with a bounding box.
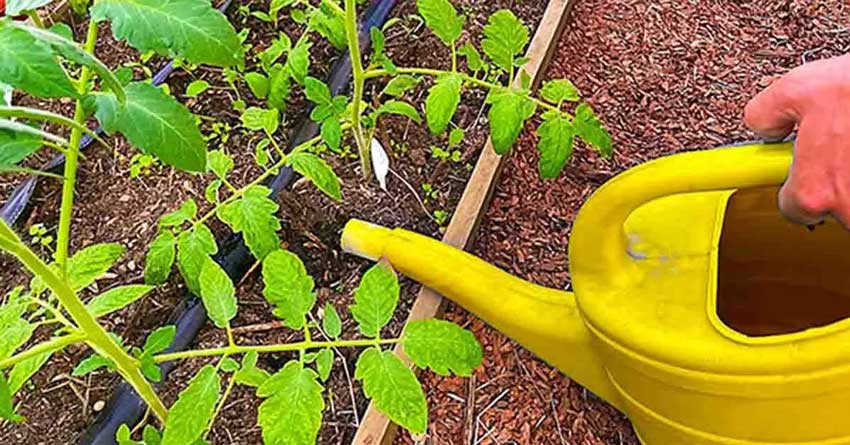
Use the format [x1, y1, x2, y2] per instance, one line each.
[66, 1, 399, 444]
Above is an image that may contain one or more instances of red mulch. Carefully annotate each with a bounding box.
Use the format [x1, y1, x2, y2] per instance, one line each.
[397, 1, 850, 444]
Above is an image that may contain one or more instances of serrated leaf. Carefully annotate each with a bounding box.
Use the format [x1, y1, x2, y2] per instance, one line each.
[91, 0, 243, 67]
[72, 353, 112, 377]
[140, 355, 162, 382]
[207, 150, 233, 179]
[257, 360, 324, 445]
[241, 107, 279, 134]
[258, 34, 291, 71]
[261, 249, 315, 329]
[142, 426, 162, 445]
[382, 75, 419, 97]
[267, 64, 290, 112]
[68, 243, 126, 291]
[161, 365, 220, 445]
[205, 180, 221, 204]
[481, 10, 529, 72]
[0, 128, 42, 166]
[245, 72, 269, 99]
[448, 127, 464, 147]
[116, 424, 136, 445]
[315, 348, 333, 382]
[220, 358, 239, 372]
[185, 80, 210, 97]
[486, 87, 536, 155]
[416, 0, 463, 46]
[458, 43, 484, 72]
[425, 73, 462, 135]
[234, 351, 270, 387]
[0, 24, 76, 99]
[145, 231, 176, 285]
[159, 199, 197, 228]
[7, 0, 53, 15]
[349, 263, 399, 338]
[143, 325, 176, 355]
[0, 318, 32, 361]
[199, 259, 237, 328]
[177, 224, 218, 295]
[287, 152, 342, 201]
[322, 302, 341, 338]
[320, 118, 341, 152]
[0, 374, 24, 423]
[9, 349, 53, 393]
[94, 82, 207, 172]
[377, 100, 421, 124]
[573, 103, 612, 157]
[287, 40, 311, 84]
[309, 5, 345, 49]
[47, 22, 73, 41]
[536, 111, 574, 178]
[218, 185, 280, 260]
[402, 319, 482, 376]
[540, 79, 579, 104]
[355, 348, 427, 434]
[304, 76, 332, 110]
[86, 285, 154, 317]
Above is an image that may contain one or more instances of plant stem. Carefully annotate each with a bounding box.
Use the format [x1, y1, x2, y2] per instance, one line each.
[25, 10, 45, 29]
[205, 371, 237, 439]
[55, 20, 98, 276]
[154, 338, 399, 364]
[343, 0, 371, 180]
[0, 235, 168, 420]
[0, 333, 85, 370]
[451, 42, 457, 72]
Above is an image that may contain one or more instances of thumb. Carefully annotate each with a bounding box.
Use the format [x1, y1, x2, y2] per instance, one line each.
[744, 79, 800, 141]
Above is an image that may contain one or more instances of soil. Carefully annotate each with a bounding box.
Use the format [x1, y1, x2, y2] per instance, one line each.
[0, 1, 546, 444]
[395, 1, 850, 444]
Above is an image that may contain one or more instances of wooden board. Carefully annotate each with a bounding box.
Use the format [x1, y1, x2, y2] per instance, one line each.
[351, 0, 577, 443]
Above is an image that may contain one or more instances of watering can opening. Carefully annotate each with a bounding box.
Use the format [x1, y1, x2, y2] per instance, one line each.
[716, 186, 850, 337]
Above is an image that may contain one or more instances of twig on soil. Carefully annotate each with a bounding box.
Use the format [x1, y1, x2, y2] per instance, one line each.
[465, 374, 476, 445]
[388, 167, 433, 220]
[232, 320, 284, 334]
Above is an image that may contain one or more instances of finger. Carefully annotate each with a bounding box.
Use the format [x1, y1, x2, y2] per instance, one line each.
[779, 180, 828, 226]
[744, 78, 800, 141]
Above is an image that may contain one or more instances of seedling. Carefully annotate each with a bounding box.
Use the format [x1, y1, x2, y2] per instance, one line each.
[421, 183, 438, 204]
[129, 153, 157, 178]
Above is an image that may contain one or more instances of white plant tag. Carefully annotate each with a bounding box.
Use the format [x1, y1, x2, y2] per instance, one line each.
[2, 82, 12, 107]
[371, 138, 390, 190]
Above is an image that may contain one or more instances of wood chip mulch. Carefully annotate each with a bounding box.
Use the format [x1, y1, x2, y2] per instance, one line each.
[397, 1, 850, 444]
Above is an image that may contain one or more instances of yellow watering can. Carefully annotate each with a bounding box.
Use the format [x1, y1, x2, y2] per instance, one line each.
[341, 141, 850, 445]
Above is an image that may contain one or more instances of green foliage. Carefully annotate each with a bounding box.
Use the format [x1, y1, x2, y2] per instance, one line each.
[73, 353, 113, 376]
[67, 243, 125, 291]
[382, 75, 420, 97]
[245, 72, 269, 98]
[0, 23, 76, 99]
[308, 2, 346, 49]
[402, 319, 482, 376]
[217, 185, 281, 260]
[0, 129, 42, 166]
[457, 43, 484, 72]
[540, 79, 579, 104]
[486, 87, 536, 155]
[262, 249, 316, 329]
[287, 152, 342, 201]
[257, 360, 324, 445]
[355, 347, 427, 434]
[95, 82, 207, 172]
[376, 100, 421, 124]
[416, 0, 463, 46]
[481, 10, 529, 72]
[199, 260, 237, 328]
[0, 374, 24, 423]
[267, 64, 291, 111]
[349, 263, 399, 338]
[177, 224, 218, 296]
[6, 0, 54, 15]
[322, 302, 342, 338]
[91, 0, 244, 67]
[86, 285, 154, 317]
[241, 107, 279, 134]
[8, 349, 52, 394]
[425, 73, 462, 135]
[159, 199, 197, 228]
[184, 80, 210, 97]
[536, 110, 574, 178]
[573, 103, 612, 157]
[234, 351, 270, 388]
[161, 365, 220, 445]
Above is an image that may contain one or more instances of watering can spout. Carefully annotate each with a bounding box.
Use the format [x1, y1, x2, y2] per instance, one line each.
[341, 219, 621, 408]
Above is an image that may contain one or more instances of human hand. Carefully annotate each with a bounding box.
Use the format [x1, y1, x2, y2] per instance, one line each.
[745, 54, 850, 227]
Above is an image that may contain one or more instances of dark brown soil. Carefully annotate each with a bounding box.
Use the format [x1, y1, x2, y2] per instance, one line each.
[397, 1, 850, 444]
[0, 1, 546, 444]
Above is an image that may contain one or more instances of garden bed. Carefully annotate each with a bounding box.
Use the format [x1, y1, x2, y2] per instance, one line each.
[0, 0, 548, 444]
[399, 1, 850, 444]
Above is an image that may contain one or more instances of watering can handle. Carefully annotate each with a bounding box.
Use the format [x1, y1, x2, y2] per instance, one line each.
[570, 140, 794, 281]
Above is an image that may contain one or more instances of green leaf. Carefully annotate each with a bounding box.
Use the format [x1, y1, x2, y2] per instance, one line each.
[0, 318, 32, 360]
[355, 348, 427, 434]
[140, 355, 162, 382]
[349, 263, 399, 338]
[536, 111, 574, 178]
[320, 118, 341, 152]
[72, 353, 113, 377]
[377, 100, 421, 124]
[199, 259, 237, 329]
[91, 0, 244, 67]
[315, 348, 333, 382]
[258, 34, 291, 71]
[381, 75, 420, 97]
[177, 224, 218, 295]
[416, 0, 463, 46]
[68, 243, 126, 291]
[142, 426, 162, 445]
[481, 10, 529, 72]
[86, 285, 154, 317]
[94, 82, 207, 172]
[257, 360, 324, 445]
[486, 87, 536, 155]
[425, 73, 462, 135]
[0, 128, 42, 166]
[220, 358, 239, 373]
[9, 349, 53, 393]
[322, 302, 341, 338]
[448, 127, 464, 147]
[7, 0, 54, 15]
[457, 43, 484, 72]
[287, 40, 311, 85]
[241, 107, 279, 134]
[261, 249, 315, 329]
[143, 325, 176, 355]
[47, 22, 73, 41]
[267, 63, 291, 111]
[159, 199, 197, 228]
[205, 180, 222, 204]
[116, 424, 138, 445]
[287, 152, 342, 201]
[0, 374, 24, 423]
[245, 72, 269, 99]
[234, 351, 270, 387]
[540, 79, 579, 104]
[207, 150, 234, 179]
[217, 185, 280, 260]
[309, 5, 346, 49]
[402, 319, 482, 376]
[0, 23, 76, 98]
[303, 76, 332, 112]
[573, 103, 612, 157]
[145, 231, 176, 285]
[161, 365, 220, 445]
[185, 80, 210, 97]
